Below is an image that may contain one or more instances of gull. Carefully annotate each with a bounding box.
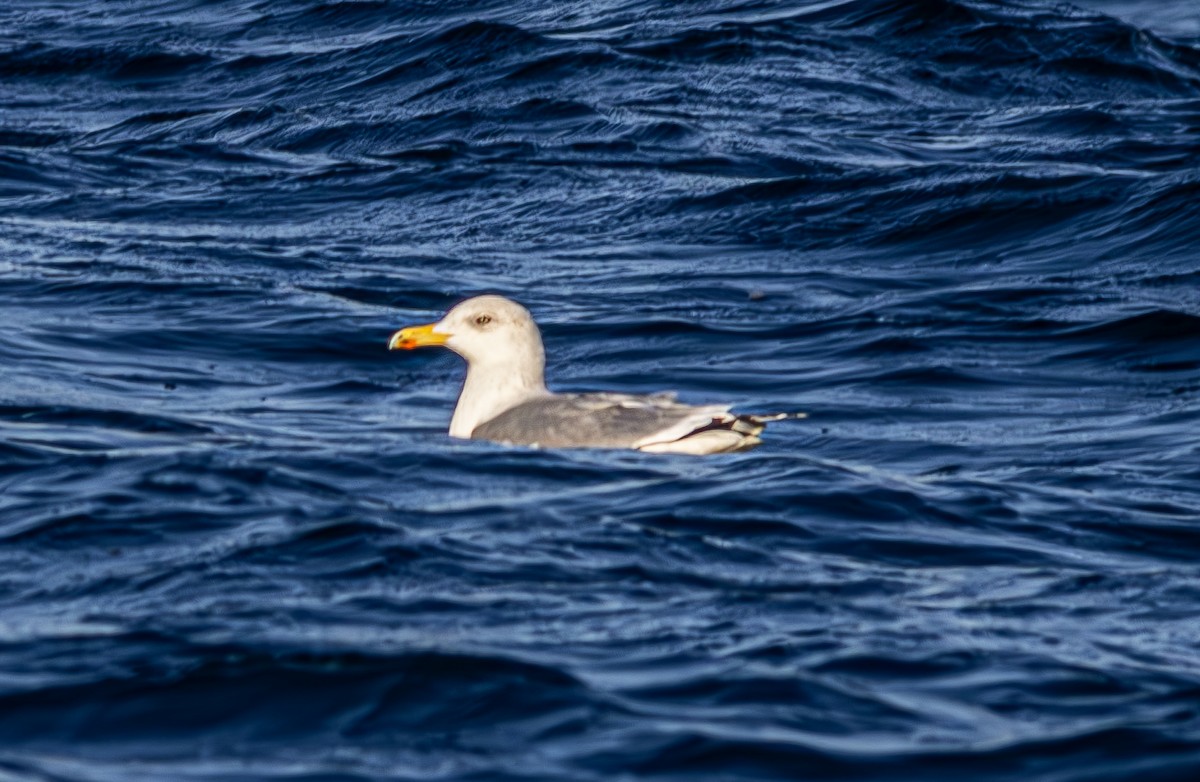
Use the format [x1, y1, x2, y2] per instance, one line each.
[388, 295, 802, 454]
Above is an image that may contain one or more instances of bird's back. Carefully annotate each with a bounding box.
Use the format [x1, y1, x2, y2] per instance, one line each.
[470, 392, 770, 453]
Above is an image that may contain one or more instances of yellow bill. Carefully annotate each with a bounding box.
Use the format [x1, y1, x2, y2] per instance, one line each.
[388, 323, 450, 350]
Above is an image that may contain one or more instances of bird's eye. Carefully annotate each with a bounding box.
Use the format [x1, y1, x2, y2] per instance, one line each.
[474, 314, 492, 327]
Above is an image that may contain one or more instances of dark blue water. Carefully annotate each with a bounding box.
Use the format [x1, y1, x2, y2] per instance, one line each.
[3, 0, 1200, 779]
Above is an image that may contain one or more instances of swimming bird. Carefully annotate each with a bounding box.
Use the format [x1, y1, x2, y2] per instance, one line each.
[388, 295, 801, 454]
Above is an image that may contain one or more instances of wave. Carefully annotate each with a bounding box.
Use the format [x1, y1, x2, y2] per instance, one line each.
[0, 643, 598, 748]
[0, 43, 215, 80]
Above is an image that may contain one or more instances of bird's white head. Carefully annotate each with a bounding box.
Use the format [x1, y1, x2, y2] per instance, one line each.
[388, 294, 546, 374]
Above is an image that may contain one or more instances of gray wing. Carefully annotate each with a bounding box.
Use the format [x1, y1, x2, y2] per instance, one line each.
[471, 393, 732, 449]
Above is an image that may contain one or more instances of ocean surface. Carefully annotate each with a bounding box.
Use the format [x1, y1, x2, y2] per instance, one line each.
[2, 0, 1200, 779]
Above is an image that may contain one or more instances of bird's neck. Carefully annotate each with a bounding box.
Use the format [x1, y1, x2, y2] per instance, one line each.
[449, 358, 548, 438]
